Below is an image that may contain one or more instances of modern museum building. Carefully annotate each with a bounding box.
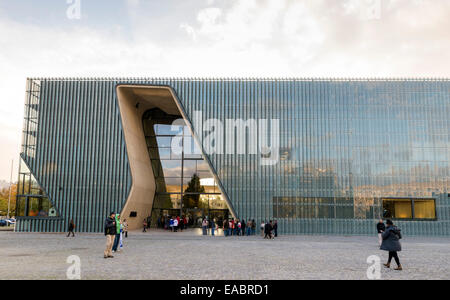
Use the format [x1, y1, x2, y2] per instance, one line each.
[15, 78, 450, 235]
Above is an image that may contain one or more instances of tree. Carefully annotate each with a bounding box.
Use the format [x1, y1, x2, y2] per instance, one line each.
[0, 183, 17, 216]
[182, 174, 205, 208]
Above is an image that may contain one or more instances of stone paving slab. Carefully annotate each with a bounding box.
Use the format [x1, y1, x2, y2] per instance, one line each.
[1, 230, 449, 280]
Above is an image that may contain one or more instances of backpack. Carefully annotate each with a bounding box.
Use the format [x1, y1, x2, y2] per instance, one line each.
[393, 227, 402, 240]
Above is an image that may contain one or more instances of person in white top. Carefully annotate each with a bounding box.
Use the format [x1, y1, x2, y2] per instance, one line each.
[173, 218, 179, 232]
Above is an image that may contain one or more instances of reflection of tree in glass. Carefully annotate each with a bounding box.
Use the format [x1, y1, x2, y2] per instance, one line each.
[183, 174, 205, 208]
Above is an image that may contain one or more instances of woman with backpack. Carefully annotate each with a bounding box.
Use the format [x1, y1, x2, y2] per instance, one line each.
[380, 219, 403, 270]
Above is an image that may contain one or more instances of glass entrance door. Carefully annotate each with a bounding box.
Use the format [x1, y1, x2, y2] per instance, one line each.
[142, 108, 231, 228]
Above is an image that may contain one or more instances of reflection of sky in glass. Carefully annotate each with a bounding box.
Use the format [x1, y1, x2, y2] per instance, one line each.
[175, 80, 449, 222]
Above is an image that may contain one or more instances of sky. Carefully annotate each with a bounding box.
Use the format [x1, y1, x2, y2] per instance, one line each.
[0, 0, 449, 181]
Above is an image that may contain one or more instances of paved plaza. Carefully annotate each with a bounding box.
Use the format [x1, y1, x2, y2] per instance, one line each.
[1, 229, 449, 280]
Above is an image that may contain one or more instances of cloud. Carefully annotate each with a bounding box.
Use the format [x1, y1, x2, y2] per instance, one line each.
[0, 0, 449, 180]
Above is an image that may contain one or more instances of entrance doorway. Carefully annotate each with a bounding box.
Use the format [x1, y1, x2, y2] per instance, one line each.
[143, 108, 232, 229]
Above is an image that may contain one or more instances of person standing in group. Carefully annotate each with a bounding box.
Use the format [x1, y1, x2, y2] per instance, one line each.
[146, 215, 151, 229]
[211, 218, 216, 236]
[104, 212, 116, 259]
[183, 216, 188, 230]
[260, 221, 265, 237]
[143, 219, 147, 232]
[246, 220, 252, 236]
[380, 219, 403, 270]
[119, 221, 124, 251]
[169, 216, 174, 232]
[202, 218, 209, 235]
[251, 219, 256, 235]
[273, 220, 278, 238]
[122, 219, 128, 238]
[235, 219, 240, 236]
[377, 219, 385, 246]
[181, 215, 186, 231]
[165, 217, 170, 230]
[241, 219, 246, 236]
[228, 218, 234, 236]
[67, 219, 75, 237]
[173, 217, 179, 232]
[112, 214, 121, 253]
[264, 220, 273, 239]
[223, 218, 229, 236]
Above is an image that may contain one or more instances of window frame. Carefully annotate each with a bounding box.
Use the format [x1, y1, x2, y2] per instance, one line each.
[382, 197, 437, 221]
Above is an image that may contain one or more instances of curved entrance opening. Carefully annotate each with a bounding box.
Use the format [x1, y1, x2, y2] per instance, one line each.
[117, 85, 233, 230]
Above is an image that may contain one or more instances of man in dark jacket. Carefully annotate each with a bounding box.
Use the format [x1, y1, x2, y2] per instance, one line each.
[273, 220, 278, 238]
[104, 212, 116, 259]
[380, 219, 402, 270]
[376, 219, 385, 246]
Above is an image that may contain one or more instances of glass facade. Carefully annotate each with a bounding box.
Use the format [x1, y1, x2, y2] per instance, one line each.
[15, 158, 57, 217]
[16, 78, 449, 235]
[143, 108, 229, 227]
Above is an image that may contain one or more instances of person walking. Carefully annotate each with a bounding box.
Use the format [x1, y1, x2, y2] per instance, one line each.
[241, 219, 246, 236]
[112, 214, 121, 253]
[377, 219, 385, 246]
[380, 219, 403, 270]
[67, 219, 75, 237]
[273, 220, 278, 238]
[104, 212, 116, 259]
[264, 220, 273, 239]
